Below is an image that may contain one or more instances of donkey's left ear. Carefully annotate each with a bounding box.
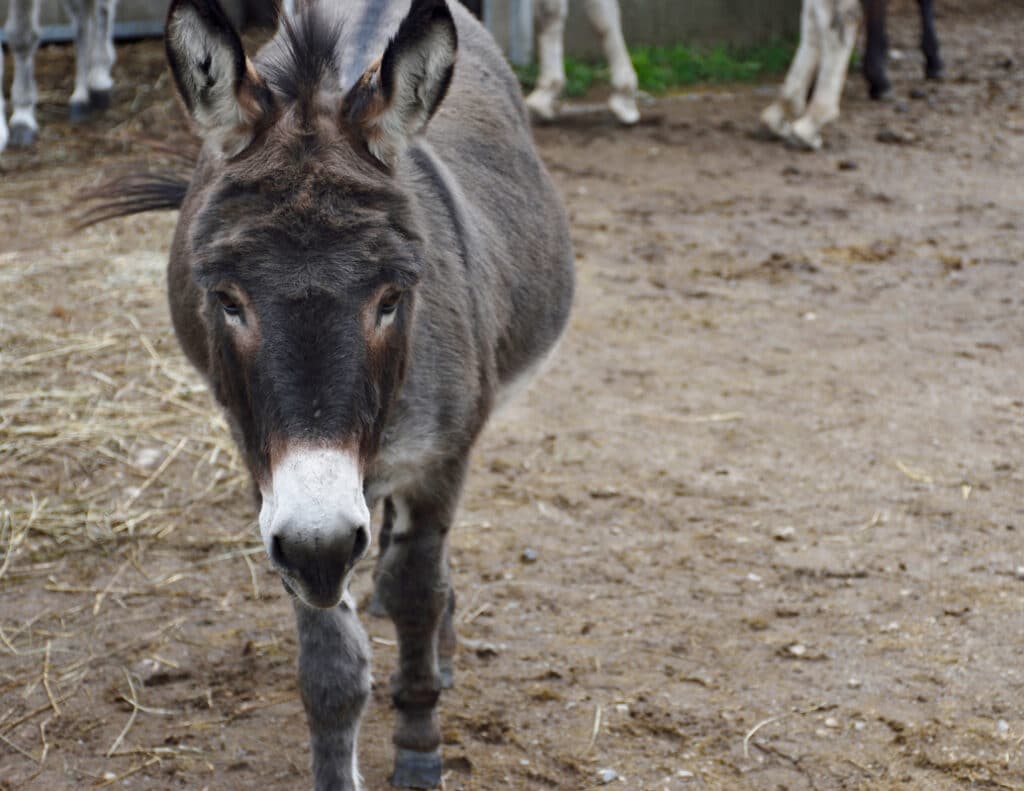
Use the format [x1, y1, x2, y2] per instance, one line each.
[344, 0, 457, 167]
[165, 0, 274, 158]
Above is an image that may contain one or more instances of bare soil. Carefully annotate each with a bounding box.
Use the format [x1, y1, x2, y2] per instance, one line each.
[2, 6, 1023, 790]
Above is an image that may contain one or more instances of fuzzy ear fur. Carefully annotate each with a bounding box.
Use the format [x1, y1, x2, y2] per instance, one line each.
[344, 0, 458, 167]
[165, 0, 274, 158]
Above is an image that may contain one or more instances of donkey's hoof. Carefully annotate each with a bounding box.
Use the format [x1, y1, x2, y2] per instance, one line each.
[8, 122, 37, 148]
[69, 101, 92, 123]
[868, 80, 892, 101]
[89, 89, 112, 111]
[367, 589, 388, 618]
[608, 93, 640, 125]
[524, 90, 559, 122]
[391, 748, 442, 789]
[438, 657, 455, 690]
[925, 62, 944, 81]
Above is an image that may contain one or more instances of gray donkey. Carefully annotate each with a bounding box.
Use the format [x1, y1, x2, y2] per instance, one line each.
[109, 0, 574, 786]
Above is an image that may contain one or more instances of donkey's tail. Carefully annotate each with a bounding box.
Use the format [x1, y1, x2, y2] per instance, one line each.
[75, 138, 198, 229]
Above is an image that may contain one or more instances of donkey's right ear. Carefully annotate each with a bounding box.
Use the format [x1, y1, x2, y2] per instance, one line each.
[165, 0, 274, 158]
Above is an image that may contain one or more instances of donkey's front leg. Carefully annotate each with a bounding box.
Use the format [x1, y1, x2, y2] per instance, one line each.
[376, 491, 456, 789]
[293, 593, 372, 791]
[6, 0, 42, 147]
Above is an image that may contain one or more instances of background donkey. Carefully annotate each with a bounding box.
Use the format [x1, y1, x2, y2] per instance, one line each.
[761, 0, 942, 150]
[1, 0, 117, 152]
[459, 0, 639, 124]
[147, 0, 573, 787]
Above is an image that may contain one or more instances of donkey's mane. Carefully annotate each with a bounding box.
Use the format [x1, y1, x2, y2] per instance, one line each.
[261, 5, 349, 115]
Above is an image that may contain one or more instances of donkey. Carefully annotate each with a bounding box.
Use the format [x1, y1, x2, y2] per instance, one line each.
[525, 0, 640, 124]
[761, 0, 943, 150]
[147, 0, 574, 787]
[0, 0, 117, 152]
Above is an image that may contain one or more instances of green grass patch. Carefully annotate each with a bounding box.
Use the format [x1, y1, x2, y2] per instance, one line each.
[515, 40, 795, 97]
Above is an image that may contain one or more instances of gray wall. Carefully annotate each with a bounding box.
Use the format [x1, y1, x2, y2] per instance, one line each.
[488, 0, 802, 61]
[27, 0, 801, 52]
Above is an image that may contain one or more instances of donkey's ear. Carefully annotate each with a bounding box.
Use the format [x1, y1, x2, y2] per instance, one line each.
[165, 0, 274, 158]
[344, 0, 457, 167]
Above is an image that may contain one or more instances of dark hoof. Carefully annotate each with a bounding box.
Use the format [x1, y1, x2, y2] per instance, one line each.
[89, 89, 112, 111]
[438, 658, 455, 690]
[868, 82, 892, 101]
[925, 64, 944, 81]
[367, 589, 388, 618]
[391, 748, 442, 789]
[69, 101, 92, 123]
[8, 123, 37, 148]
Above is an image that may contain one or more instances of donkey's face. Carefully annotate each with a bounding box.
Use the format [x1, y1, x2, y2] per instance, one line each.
[165, 0, 457, 608]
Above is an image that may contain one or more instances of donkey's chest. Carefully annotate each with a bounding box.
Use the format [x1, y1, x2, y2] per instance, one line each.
[365, 426, 445, 504]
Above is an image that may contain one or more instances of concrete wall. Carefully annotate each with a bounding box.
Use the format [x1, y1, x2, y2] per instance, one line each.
[26, 0, 801, 52]
[488, 0, 802, 61]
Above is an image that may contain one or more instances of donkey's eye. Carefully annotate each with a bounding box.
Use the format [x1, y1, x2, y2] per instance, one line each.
[378, 291, 402, 322]
[214, 291, 242, 318]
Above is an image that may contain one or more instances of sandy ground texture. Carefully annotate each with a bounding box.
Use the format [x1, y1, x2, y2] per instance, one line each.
[1, 3, 1023, 789]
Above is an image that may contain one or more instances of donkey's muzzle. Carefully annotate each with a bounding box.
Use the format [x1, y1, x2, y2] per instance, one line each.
[271, 522, 370, 608]
[258, 447, 372, 609]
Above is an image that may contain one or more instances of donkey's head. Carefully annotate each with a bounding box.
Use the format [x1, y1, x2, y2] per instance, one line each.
[165, 0, 457, 608]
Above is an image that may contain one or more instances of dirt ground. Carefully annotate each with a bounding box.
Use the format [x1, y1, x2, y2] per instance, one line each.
[2, 4, 1023, 789]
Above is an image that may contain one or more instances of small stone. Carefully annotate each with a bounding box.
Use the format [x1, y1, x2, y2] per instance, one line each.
[837, 159, 859, 171]
[773, 526, 797, 542]
[789, 643, 807, 657]
[909, 87, 928, 101]
[678, 769, 695, 779]
[848, 677, 862, 689]
[824, 717, 840, 729]
[1014, 566, 1024, 580]
[520, 548, 538, 564]
[597, 768, 619, 784]
[746, 572, 762, 583]
[876, 127, 917, 145]
[854, 720, 866, 731]
[997, 719, 1010, 734]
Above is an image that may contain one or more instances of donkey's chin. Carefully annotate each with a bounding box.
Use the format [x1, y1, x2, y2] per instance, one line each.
[280, 572, 349, 610]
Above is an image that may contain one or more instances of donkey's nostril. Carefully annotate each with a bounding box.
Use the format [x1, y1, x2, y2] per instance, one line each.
[351, 525, 370, 564]
[271, 533, 287, 568]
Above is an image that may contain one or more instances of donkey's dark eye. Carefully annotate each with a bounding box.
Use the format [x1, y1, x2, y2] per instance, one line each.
[214, 291, 242, 318]
[378, 291, 402, 320]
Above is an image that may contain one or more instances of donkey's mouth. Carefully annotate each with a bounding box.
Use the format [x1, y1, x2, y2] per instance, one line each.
[279, 568, 353, 610]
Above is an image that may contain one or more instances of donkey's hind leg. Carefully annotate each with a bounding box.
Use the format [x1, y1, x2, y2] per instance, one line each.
[918, 0, 943, 80]
[375, 479, 463, 789]
[525, 0, 568, 121]
[86, 0, 117, 110]
[292, 592, 371, 791]
[762, 0, 821, 139]
[6, 0, 41, 147]
[789, 0, 860, 150]
[63, 0, 98, 120]
[583, 0, 639, 124]
[0, 19, 7, 153]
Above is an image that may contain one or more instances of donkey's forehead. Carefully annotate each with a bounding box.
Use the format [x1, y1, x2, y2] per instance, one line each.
[191, 160, 421, 291]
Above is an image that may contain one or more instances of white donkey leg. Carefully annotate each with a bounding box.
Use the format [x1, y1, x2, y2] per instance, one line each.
[790, 0, 860, 150]
[583, 0, 639, 124]
[64, 0, 98, 120]
[86, 0, 116, 110]
[6, 0, 41, 147]
[525, 0, 568, 121]
[762, 0, 822, 140]
[0, 24, 7, 153]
